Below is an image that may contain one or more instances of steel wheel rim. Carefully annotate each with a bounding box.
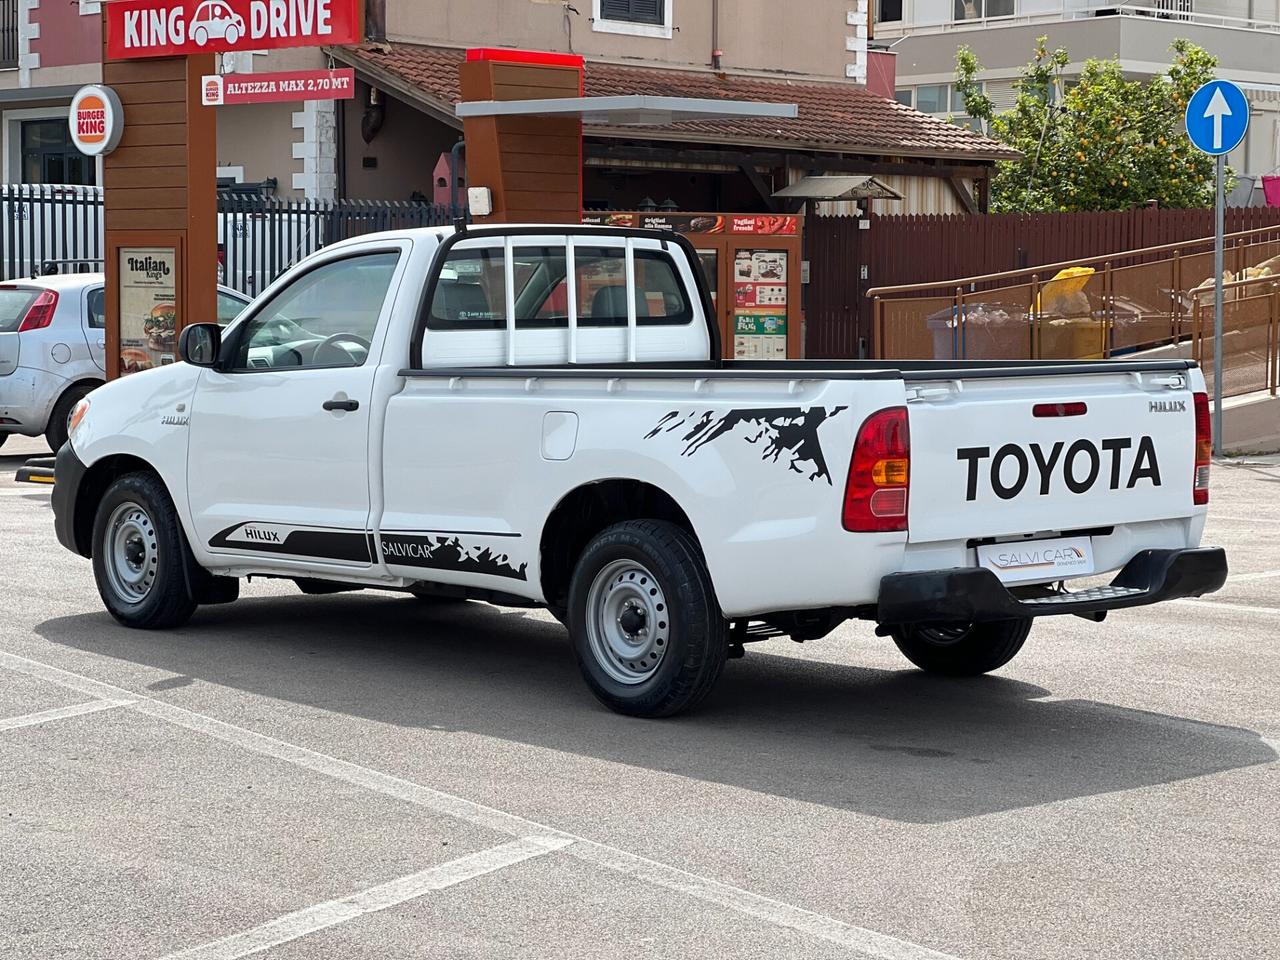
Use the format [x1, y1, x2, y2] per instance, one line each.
[916, 623, 972, 646]
[585, 559, 670, 685]
[104, 501, 158, 605]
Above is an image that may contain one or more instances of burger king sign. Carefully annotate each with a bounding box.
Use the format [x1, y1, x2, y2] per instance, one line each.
[69, 85, 125, 157]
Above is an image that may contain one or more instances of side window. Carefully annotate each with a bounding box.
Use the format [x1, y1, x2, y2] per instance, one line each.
[86, 288, 106, 329]
[216, 291, 246, 325]
[230, 251, 400, 370]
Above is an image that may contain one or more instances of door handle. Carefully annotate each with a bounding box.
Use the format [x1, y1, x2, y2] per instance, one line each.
[322, 398, 359, 412]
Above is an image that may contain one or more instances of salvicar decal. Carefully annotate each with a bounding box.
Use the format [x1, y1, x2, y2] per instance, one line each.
[106, 0, 361, 60]
[646, 406, 847, 484]
[210, 522, 370, 563]
[380, 534, 528, 581]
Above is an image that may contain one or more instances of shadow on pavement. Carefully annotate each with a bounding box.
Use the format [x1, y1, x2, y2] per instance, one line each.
[37, 592, 1277, 824]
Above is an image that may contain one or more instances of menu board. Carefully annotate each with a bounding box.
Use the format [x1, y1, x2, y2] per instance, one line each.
[119, 247, 178, 375]
[733, 249, 788, 359]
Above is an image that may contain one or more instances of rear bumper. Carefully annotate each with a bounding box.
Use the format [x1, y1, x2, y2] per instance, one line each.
[0, 366, 61, 434]
[878, 547, 1228, 624]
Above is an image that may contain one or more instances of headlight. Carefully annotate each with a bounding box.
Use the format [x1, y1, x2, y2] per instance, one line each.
[69, 398, 90, 437]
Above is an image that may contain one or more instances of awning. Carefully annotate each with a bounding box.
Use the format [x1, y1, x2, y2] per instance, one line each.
[456, 95, 797, 127]
[773, 175, 903, 201]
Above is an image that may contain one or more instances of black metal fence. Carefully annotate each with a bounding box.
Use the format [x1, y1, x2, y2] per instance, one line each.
[0, 0, 18, 70]
[1, 184, 457, 293]
[1, 185, 105, 281]
[218, 195, 457, 296]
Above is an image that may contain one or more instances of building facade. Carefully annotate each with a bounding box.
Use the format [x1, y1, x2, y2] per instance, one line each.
[0, 1, 326, 196]
[2, 0, 1015, 214]
[877, 1, 1280, 201]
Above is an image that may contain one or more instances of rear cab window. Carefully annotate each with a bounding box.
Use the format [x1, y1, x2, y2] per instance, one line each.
[426, 243, 694, 331]
[0, 288, 40, 333]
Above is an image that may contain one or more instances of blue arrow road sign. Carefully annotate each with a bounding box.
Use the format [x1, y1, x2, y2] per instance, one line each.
[1185, 80, 1249, 156]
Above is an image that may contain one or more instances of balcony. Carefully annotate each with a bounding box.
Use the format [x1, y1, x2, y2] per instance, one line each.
[1, 0, 17, 70]
[875, 1, 1280, 38]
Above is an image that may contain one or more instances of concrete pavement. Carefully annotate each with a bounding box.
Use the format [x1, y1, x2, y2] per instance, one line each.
[0, 434, 1276, 959]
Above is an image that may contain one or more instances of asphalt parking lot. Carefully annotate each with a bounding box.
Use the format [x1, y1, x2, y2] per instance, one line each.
[1, 433, 1276, 960]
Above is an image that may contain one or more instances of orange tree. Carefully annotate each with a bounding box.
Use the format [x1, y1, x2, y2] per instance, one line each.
[956, 37, 1223, 212]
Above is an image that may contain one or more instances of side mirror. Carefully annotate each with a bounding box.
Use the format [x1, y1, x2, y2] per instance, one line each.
[179, 323, 221, 367]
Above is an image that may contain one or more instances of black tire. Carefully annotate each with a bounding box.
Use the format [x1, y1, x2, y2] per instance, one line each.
[46, 383, 94, 453]
[0, 434, 7, 449]
[568, 519, 728, 718]
[890, 619, 1032, 676]
[91, 472, 197, 629]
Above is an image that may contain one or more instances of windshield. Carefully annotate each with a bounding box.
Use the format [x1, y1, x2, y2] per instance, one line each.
[0, 288, 39, 333]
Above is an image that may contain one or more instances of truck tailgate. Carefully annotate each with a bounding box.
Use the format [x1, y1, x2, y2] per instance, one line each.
[907, 367, 1198, 544]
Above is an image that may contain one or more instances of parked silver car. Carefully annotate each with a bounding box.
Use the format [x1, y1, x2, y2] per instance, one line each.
[0, 274, 248, 452]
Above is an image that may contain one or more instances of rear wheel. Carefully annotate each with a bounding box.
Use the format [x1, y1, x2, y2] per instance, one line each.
[568, 519, 727, 718]
[890, 619, 1032, 676]
[91, 472, 197, 629]
[46, 383, 93, 453]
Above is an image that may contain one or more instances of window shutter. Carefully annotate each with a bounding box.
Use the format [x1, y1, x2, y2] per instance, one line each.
[601, 0, 665, 25]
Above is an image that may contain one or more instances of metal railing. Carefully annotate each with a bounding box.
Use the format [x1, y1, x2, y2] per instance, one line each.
[1, 184, 459, 293]
[1191, 276, 1280, 399]
[875, 224, 1280, 378]
[0, 0, 17, 70]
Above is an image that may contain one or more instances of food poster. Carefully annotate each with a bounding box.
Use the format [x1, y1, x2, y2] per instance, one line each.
[733, 249, 789, 359]
[119, 247, 178, 375]
[696, 249, 719, 310]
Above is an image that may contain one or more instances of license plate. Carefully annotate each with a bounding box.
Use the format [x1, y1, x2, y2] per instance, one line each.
[976, 536, 1095, 584]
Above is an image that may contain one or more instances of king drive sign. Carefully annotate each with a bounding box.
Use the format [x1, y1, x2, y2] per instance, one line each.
[106, 0, 361, 59]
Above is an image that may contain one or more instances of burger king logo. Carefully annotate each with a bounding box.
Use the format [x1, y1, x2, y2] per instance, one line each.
[203, 77, 223, 105]
[68, 85, 124, 157]
[75, 95, 107, 145]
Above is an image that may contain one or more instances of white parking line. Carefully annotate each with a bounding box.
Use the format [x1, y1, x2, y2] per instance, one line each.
[0, 488, 51, 497]
[0, 698, 133, 732]
[160, 836, 573, 960]
[1176, 598, 1280, 616]
[1226, 569, 1280, 583]
[0, 650, 962, 960]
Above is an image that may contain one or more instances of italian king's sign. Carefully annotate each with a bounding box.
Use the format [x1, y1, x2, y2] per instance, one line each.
[106, 0, 361, 60]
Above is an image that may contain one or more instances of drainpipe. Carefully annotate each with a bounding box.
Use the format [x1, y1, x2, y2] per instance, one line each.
[711, 0, 722, 71]
[449, 139, 466, 216]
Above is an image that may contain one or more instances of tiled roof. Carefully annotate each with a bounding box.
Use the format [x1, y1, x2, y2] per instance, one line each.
[332, 42, 1019, 163]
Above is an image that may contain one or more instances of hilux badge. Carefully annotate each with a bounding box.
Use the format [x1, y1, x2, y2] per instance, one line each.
[1149, 400, 1186, 413]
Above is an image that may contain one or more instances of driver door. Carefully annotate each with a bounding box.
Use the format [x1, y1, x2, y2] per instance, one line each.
[187, 246, 406, 570]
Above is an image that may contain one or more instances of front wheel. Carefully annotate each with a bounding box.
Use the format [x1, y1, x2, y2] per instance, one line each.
[890, 619, 1032, 676]
[92, 472, 197, 629]
[568, 519, 728, 718]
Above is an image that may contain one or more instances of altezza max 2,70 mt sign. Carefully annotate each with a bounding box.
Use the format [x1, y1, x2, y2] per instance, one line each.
[106, 0, 360, 59]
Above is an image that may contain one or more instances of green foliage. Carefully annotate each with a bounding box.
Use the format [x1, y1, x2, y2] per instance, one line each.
[955, 37, 1224, 212]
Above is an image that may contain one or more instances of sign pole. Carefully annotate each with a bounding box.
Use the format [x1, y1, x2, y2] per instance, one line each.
[1213, 152, 1225, 457]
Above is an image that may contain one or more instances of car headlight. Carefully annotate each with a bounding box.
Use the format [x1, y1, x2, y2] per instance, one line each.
[69, 397, 90, 437]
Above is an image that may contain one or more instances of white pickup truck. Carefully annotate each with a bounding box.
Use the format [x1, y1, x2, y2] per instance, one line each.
[51, 224, 1227, 717]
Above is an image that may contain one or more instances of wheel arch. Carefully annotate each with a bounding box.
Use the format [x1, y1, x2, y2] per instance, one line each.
[538, 478, 700, 614]
[47, 377, 105, 430]
[70, 453, 165, 557]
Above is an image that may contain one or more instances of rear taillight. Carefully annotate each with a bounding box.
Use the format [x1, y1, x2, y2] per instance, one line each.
[1193, 391, 1211, 505]
[843, 406, 910, 532]
[16, 290, 58, 332]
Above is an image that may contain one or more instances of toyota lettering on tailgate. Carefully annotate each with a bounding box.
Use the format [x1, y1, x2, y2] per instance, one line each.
[958, 436, 1161, 501]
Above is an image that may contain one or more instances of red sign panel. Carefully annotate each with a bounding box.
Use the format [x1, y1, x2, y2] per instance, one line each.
[106, 0, 361, 60]
[202, 68, 355, 105]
